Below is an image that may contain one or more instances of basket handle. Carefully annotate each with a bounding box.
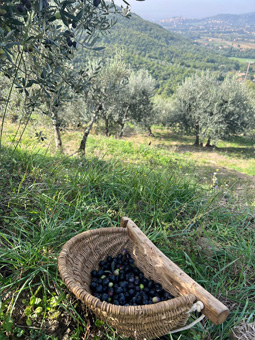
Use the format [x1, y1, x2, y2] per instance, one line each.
[120, 217, 229, 325]
[170, 301, 206, 334]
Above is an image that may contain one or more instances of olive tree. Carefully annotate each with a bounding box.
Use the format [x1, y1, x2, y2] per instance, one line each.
[216, 77, 254, 139]
[96, 53, 131, 136]
[152, 96, 174, 127]
[172, 71, 221, 145]
[127, 69, 156, 136]
[0, 0, 131, 149]
[171, 72, 255, 145]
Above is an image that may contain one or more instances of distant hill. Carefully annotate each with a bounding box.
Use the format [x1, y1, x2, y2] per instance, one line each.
[159, 12, 255, 60]
[160, 12, 255, 27]
[73, 12, 239, 96]
[203, 12, 255, 26]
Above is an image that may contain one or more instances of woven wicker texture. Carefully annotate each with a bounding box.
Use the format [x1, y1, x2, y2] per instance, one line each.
[58, 227, 196, 340]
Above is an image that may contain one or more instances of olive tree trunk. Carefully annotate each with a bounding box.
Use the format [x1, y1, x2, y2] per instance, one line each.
[105, 118, 109, 137]
[52, 111, 63, 152]
[119, 106, 129, 139]
[147, 126, 155, 137]
[79, 105, 102, 155]
[194, 123, 199, 146]
[206, 137, 211, 147]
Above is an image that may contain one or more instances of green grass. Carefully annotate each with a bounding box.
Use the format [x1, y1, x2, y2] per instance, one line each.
[228, 57, 255, 64]
[0, 123, 255, 340]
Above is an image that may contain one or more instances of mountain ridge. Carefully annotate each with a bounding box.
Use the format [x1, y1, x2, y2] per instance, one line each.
[159, 11, 255, 25]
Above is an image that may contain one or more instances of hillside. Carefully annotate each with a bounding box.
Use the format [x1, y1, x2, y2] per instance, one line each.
[160, 12, 255, 60]
[73, 12, 239, 96]
[160, 12, 255, 28]
[204, 12, 255, 26]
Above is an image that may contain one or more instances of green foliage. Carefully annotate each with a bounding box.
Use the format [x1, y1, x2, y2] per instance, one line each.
[171, 72, 255, 144]
[73, 12, 240, 96]
[0, 0, 130, 149]
[61, 55, 158, 142]
[218, 77, 255, 137]
[152, 96, 173, 126]
[120, 69, 156, 133]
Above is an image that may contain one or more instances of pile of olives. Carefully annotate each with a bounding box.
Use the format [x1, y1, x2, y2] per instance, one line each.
[90, 250, 174, 306]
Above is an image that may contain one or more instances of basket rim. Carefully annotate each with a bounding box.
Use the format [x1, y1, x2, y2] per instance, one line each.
[58, 227, 197, 316]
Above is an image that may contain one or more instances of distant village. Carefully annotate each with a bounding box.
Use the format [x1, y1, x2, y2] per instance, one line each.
[159, 15, 255, 83]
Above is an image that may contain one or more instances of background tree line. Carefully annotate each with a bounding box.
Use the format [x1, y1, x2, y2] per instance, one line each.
[1, 0, 255, 156]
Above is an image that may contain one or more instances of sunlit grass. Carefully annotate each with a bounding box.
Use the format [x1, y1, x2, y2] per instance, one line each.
[0, 121, 254, 339]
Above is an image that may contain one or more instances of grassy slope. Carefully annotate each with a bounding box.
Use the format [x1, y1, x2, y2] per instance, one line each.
[0, 122, 255, 340]
[229, 57, 255, 64]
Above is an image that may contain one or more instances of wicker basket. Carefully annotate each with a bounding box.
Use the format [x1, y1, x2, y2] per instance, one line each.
[58, 217, 229, 340]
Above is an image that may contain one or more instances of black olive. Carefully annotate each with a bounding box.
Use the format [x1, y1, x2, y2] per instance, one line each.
[101, 293, 109, 301]
[90, 282, 97, 291]
[119, 281, 128, 288]
[134, 278, 140, 286]
[107, 288, 114, 297]
[93, 0, 101, 7]
[119, 295, 126, 305]
[17, 4, 25, 13]
[135, 295, 142, 304]
[102, 278, 110, 286]
[129, 289, 135, 297]
[97, 269, 104, 277]
[99, 260, 106, 268]
[109, 274, 115, 282]
[155, 283, 162, 290]
[149, 289, 155, 297]
[115, 287, 124, 294]
[147, 280, 154, 289]
[91, 270, 97, 277]
[128, 282, 135, 289]
[119, 274, 125, 281]
[96, 285, 103, 293]
[133, 267, 139, 275]
[26, 0, 31, 10]
[138, 272, 144, 279]
[141, 277, 148, 286]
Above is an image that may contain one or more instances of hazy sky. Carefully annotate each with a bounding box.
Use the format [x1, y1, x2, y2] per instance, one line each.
[114, 0, 255, 20]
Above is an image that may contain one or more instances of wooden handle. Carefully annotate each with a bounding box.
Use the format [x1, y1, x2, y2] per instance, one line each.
[120, 217, 229, 325]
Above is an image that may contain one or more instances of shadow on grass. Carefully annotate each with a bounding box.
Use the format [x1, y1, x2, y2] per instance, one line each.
[153, 130, 194, 144]
[151, 131, 255, 159]
[159, 144, 255, 160]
